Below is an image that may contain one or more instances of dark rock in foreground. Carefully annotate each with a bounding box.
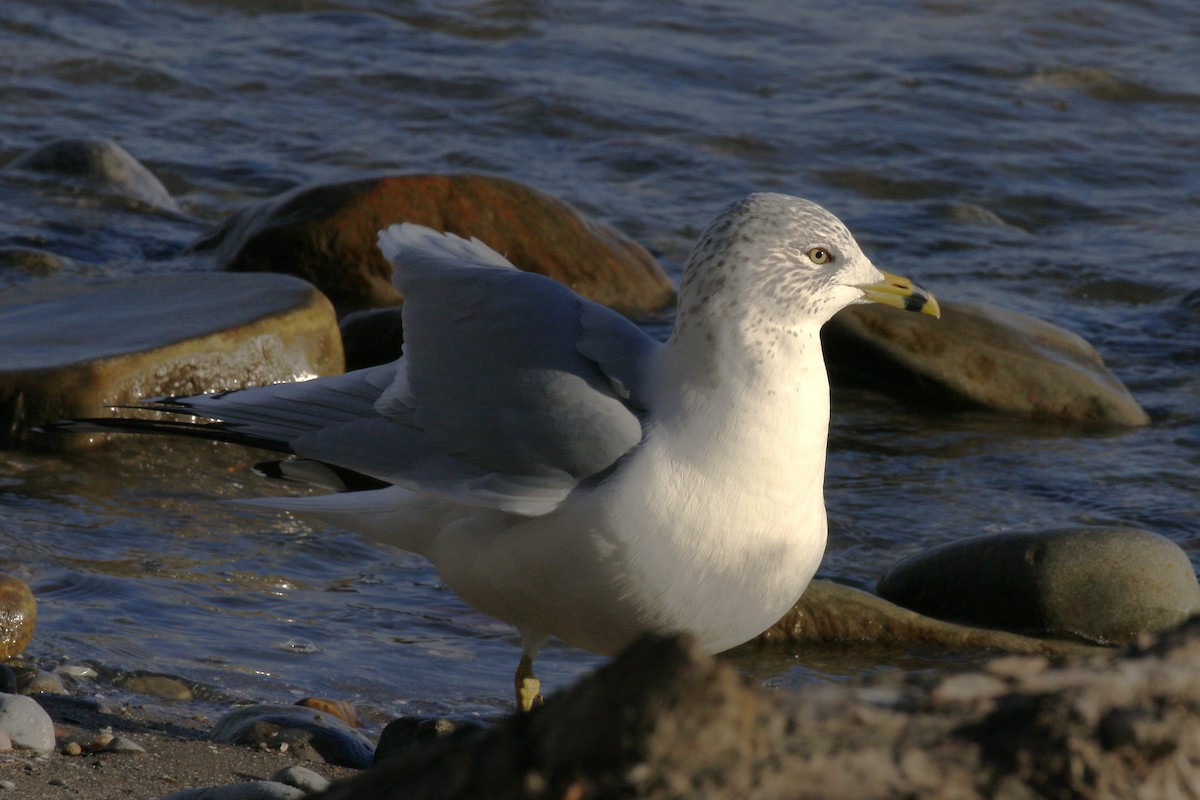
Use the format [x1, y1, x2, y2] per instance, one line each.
[877, 528, 1200, 644]
[212, 704, 375, 769]
[0, 273, 342, 445]
[824, 299, 1149, 427]
[318, 622, 1200, 800]
[192, 173, 676, 317]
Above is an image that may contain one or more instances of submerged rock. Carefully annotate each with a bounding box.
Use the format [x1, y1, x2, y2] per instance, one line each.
[0, 273, 342, 445]
[5, 138, 179, 213]
[757, 579, 1098, 656]
[877, 528, 1200, 644]
[312, 625, 1200, 800]
[0, 576, 35, 660]
[823, 299, 1149, 427]
[192, 173, 676, 317]
[212, 704, 375, 769]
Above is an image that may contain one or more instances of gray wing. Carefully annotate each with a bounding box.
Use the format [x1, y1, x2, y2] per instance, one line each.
[145, 225, 661, 516]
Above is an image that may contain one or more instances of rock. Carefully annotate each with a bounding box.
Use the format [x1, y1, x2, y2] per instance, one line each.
[374, 717, 483, 765]
[0, 693, 54, 753]
[212, 705, 374, 769]
[5, 138, 179, 213]
[337, 308, 404, 371]
[757, 579, 1099, 656]
[0, 273, 343, 445]
[0, 576, 35, 660]
[823, 299, 1149, 427]
[877, 528, 1200, 644]
[0, 247, 78, 279]
[18, 669, 67, 695]
[159, 781, 307, 800]
[313, 624, 1200, 799]
[0, 731, 11, 752]
[105, 736, 147, 754]
[192, 174, 676, 317]
[270, 766, 330, 794]
[0, 667, 14, 695]
[114, 671, 195, 702]
[295, 698, 360, 729]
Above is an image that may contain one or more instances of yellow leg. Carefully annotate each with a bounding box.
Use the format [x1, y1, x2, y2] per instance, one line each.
[515, 652, 542, 712]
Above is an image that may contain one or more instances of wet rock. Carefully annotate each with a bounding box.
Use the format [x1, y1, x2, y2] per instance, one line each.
[374, 717, 483, 765]
[0, 667, 15, 695]
[0, 247, 78, 279]
[758, 579, 1099, 656]
[192, 174, 676, 317]
[0, 576, 35, 660]
[271, 766, 331, 794]
[315, 624, 1200, 800]
[212, 704, 374, 769]
[114, 671, 195, 702]
[295, 698, 360, 729]
[337, 308, 404, 371]
[19, 669, 67, 695]
[159, 781, 307, 800]
[0, 273, 343, 445]
[823, 299, 1149, 427]
[5, 138, 179, 213]
[0, 693, 54, 753]
[877, 528, 1200, 644]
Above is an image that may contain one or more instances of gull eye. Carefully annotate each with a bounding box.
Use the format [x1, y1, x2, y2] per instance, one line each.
[806, 247, 832, 265]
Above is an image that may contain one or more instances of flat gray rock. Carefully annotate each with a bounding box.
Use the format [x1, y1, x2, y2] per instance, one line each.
[0, 693, 54, 753]
[0, 273, 343, 445]
[824, 299, 1149, 427]
[877, 528, 1200, 644]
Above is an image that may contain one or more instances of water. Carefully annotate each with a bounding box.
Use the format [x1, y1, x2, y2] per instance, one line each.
[1, 0, 1197, 723]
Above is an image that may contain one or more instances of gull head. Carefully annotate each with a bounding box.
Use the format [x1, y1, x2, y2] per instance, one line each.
[676, 193, 939, 336]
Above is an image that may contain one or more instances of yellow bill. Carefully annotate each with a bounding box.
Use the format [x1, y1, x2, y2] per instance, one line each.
[857, 270, 940, 318]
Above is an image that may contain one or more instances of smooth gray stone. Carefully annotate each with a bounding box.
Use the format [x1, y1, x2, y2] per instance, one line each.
[824, 300, 1149, 427]
[269, 766, 330, 794]
[0, 693, 54, 753]
[6, 138, 179, 213]
[0, 272, 343, 445]
[157, 781, 306, 800]
[877, 528, 1200, 644]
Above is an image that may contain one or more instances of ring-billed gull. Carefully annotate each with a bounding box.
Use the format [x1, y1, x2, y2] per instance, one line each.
[65, 193, 938, 709]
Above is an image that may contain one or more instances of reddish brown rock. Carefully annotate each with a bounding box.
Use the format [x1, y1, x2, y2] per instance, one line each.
[823, 299, 1149, 427]
[0, 575, 36, 660]
[194, 174, 676, 318]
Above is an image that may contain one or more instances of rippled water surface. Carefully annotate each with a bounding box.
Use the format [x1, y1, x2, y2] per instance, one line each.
[2, 0, 1198, 721]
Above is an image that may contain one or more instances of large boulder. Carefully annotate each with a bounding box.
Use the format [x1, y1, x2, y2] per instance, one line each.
[876, 528, 1200, 644]
[191, 174, 676, 317]
[0, 273, 342, 445]
[315, 624, 1200, 799]
[823, 299, 1149, 427]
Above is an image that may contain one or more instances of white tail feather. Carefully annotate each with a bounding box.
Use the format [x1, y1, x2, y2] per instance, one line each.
[377, 223, 516, 270]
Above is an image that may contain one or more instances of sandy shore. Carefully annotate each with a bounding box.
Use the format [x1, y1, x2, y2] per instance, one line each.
[0, 695, 358, 799]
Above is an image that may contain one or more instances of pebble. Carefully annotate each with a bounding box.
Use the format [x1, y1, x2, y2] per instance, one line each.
[270, 765, 330, 794]
[0, 779, 14, 790]
[0, 693, 55, 753]
[115, 672, 195, 702]
[20, 670, 67, 695]
[105, 736, 146, 754]
[61, 741, 82, 756]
